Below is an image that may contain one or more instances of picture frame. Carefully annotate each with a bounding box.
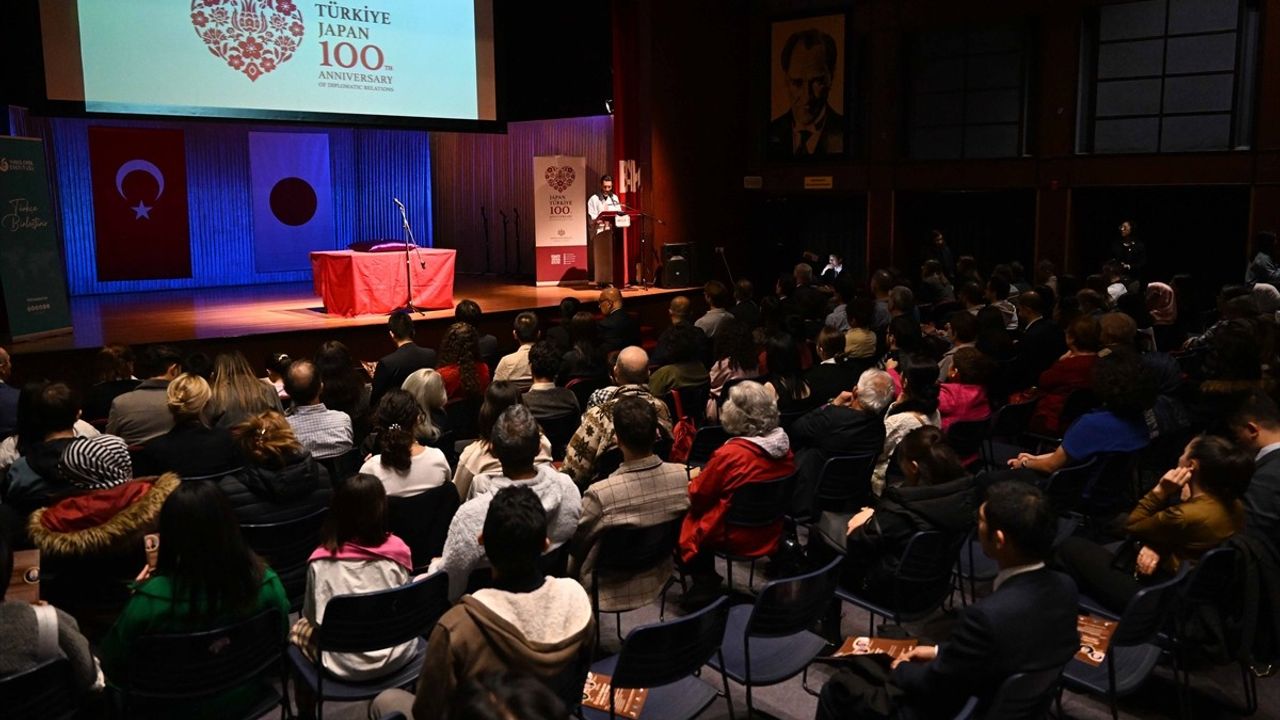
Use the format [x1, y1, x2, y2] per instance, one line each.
[766, 12, 850, 162]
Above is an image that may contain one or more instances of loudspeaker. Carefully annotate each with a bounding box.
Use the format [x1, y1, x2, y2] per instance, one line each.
[659, 243, 698, 287]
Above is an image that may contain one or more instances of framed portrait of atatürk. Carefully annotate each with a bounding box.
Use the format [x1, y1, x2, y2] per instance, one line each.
[766, 12, 849, 161]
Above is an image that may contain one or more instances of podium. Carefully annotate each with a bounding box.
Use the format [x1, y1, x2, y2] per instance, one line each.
[592, 210, 636, 286]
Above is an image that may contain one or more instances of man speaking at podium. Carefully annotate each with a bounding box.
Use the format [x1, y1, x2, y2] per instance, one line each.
[588, 174, 623, 286]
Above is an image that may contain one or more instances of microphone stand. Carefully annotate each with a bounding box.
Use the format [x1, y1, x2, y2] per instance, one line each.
[480, 206, 492, 275]
[499, 210, 510, 275]
[512, 207, 523, 277]
[619, 203, 666, 290]
[396, 200, 424, 314]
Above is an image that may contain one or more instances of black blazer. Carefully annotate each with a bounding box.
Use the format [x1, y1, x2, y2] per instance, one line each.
[371, 343, 437, 407]
[1248, 449, 1280, 542]
[597, 310, 641, 354]
[894, 568, 1080, 718]
[1015, 318, 1067, 389]
[805, 361, 863, 405]
[135, 423, 240, 479]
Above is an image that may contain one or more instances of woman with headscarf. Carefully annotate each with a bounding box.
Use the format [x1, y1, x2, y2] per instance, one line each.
[1252, 283, 1280, 317]
[1145, 281, 1179, 351]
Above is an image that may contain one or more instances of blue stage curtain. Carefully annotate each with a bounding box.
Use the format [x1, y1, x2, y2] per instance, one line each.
[49, 119, 433, 296]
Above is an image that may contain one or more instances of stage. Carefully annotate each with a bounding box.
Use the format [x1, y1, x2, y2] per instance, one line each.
[7, 276, 692, 390]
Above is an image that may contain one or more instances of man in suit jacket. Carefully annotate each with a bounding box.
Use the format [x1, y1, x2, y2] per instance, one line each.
[0, 347, 18, 438]
[1230, 389, 1280, 543]
[816, 481, 1080, 720]
[1014, 291, 1066, 391]
[370, 312, 436, 407]
[569, 396, 689, 612]
[107, 344, 182, 445]
[596, 287, 641, 355]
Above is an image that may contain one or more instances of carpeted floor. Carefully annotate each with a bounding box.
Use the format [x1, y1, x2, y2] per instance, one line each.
[278, 556, 1274, 720]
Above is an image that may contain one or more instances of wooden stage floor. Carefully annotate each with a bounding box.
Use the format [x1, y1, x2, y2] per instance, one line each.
[11, 276, 691, 356]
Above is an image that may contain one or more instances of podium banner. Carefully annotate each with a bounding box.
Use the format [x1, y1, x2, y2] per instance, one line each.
[0, 137, 71, 340]
[533, 155, 588, 286]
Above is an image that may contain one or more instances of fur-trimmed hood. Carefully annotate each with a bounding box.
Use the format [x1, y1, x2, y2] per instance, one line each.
[27, 473, 180, 557]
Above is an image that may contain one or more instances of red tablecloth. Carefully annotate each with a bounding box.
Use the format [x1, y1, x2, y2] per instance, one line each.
[310, 249, 456, 317]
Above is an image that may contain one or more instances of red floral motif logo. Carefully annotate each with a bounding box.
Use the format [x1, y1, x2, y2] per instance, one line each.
[191, 0, 302, 82]
[544, 166, 576, 193]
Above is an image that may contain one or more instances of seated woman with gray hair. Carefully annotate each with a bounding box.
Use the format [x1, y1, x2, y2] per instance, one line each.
[677, 381, 795, 609]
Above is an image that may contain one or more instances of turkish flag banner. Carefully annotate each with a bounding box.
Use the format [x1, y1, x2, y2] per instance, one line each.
[88, 127, 191, 281]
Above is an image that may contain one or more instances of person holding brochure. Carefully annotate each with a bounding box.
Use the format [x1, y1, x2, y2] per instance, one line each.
[815, 481, 1079, 720]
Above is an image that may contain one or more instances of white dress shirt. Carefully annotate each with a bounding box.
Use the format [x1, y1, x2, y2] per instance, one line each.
[587, 192, 621, 222]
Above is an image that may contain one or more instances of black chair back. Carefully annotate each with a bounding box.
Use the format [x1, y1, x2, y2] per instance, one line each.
[1111, 568, 1189, 647]
[444, 396, 483, 441]
[240, 506, 328, 611]
[593, 447, 625, 482]
[686, 425, 731, 467]
[1181, 546, 1236, 606]
[981, 666, 1065, 720]
[387, 484, 462, 572]
[612, 596, 730, 690]
[988, 398, 1038, 440]
[320, 448, 362, 482]
[567, 376, 609, 412]
[746, 557, 841, 638]
[1059, 389, 1099, 432]
[724, 474, 792, 530]
[717, 376, 766, 411]
[596, 517, 683, 574]
[537, 412, 582, 461]
[813, 454, 876, 514]
[887, 531, 964, 618]
[947, 419, 988, 462]
[0, 658, 78, 720]
[317, 572, 450, 654]
[668, 383, 710, 425]
[128, 609, 284, 704]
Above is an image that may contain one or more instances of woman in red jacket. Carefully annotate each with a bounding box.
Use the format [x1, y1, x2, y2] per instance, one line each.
[678, 381, 794, 609]
[1029, 314, 1101, 435]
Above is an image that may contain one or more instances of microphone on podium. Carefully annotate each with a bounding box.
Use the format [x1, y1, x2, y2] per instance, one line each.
[393, 197, 406, 209]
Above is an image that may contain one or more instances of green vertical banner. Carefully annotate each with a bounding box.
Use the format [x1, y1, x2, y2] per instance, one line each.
[0, 137, 71, 340]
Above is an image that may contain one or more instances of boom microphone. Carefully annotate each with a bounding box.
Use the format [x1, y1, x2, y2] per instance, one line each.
[393, 197, 405, 209]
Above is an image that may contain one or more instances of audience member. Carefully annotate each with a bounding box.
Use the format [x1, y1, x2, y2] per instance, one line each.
[844, 295, 879, 359]
[705, 319, 760, 422]
[1246, 230, 1280, 286]
[730, 278, 761, 326]
[596, 288, 641, 354]
[315, 341, 371, 439]
[820, 252, 844, 283]
[438, 322, 493, 402]
[1056, 434, 1249, 612]
[1010, 346, 1154, 476]
[651, 295, 709, 366]
[401, 367, 450, 444]
[793, 263, 827, 320]
[207, 351, 284, 429]
[925, 229, 956, 279]
[887, 285, 916, 321]
[261, 351, 292, 401]
[918, 260, 955, 305]
[378, 485, 593, 718]
[455, 299, 500, 366]
[569, 396, 689, 612]
[545, 297, 581, 351]
[791, 369, 893, 510]
[870, 270, 894, 329]
[1029, 314, 1102, 436]
[872, 356, 941, 492]
[82, 344, 139, 423]
[28, 435, 179, 634]
[99, 481, 290, 718]
[522, 341, 581, 420]
[292, 473, 416, 682]
[648, 324, 710, 398]
[937, 347, 993, 432]
[448, 672, 568, 720]
[974, 304, 1015, 361]
[679, 381, 794, 608]
[2, 382, 86, 517]
[370, 312, 436, 407]
[281, 360, 353, 461]
[763, 332, 815, 414]
[558, 310, 607, 383]
[696, 280, 735, 338]
[361, 391, 451, 498]
[135, 372, 239, 478]
[1229, 390, 1280, 541]
[0, 348, 16, 439]
[107, 344, 182, 444]
[1014, 290, 1067, 387]
[563, 347, 672, 488]
[494, 311, 539, 385]
[937, 310, 978, 379]
[217, 411, 331, 524]
[807, 325, 865, 404]
[0, 534, 99, 704]
[824, 277, 855, 332]
[838, 427, 974, 598]
[1145, 281, 1182, 350]
[432, 406, 581, 600]
[455, 381, 554, 500]
[816, 481, 1078, 720]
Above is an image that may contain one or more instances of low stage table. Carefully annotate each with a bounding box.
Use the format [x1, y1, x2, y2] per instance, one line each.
[310, 248, 456, 317]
